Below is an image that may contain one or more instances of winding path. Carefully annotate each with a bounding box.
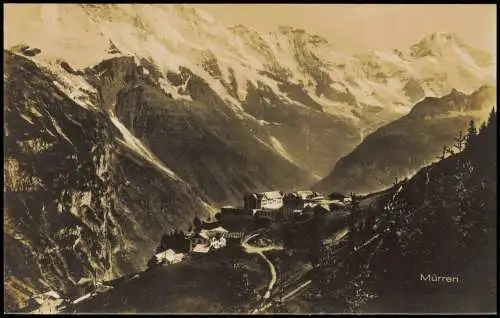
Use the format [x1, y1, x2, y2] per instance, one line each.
[241, 232, 283, 299]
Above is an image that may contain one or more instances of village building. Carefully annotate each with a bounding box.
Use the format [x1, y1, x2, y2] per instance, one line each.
[220, 206, 246, 214]
[243, 191, 284, 210]
[185, 226, 229, 253]
[226, 232, 245, 244]
[200, 226, 229, 238]
[311, 193, 324, 201]
[296, 203, 333, 219]
[253, 207, 283, 221]
[283, 202, 316, 218]
[152, 249, 186, 265]
[302, 204, 316, 218]
[191, 244, 211, 254]
[284, 190, 323, 203]
[313, 203, 332, 215]
[185, 231, 210, 253]
[209, 235, 227, 250]
[282, 190, 325, 218]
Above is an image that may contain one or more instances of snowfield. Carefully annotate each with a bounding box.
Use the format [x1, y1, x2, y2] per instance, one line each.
[4, 4, 495, 136]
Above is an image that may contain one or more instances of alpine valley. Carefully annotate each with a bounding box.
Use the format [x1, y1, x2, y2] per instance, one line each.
[3, 4, 496, 312]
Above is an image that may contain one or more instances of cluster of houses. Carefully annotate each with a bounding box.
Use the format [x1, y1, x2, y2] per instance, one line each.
[149, 225, 245, 268]
[184, 225, 244, 253]
[149, 190, 351, 268]
[222, 190, 351, 221]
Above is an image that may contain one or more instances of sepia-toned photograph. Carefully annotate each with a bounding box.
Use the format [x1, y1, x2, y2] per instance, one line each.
[3, 3, 497, 314]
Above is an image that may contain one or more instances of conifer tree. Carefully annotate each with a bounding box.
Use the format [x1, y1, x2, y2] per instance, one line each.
[487, 107, 496, 128]
[479, 121, 488, 135]
[465, 119, 477, 150]
[453, 131, 467, 152]
[485, 107, 497, 146]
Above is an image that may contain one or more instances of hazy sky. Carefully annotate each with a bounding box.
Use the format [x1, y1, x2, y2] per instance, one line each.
[187, 4, 496, 54]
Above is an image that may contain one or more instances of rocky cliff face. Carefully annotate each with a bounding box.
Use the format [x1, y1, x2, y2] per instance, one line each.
[3, 4, 496, 311]
[3, 51, 215, 310]
[84, 56, 321, 203]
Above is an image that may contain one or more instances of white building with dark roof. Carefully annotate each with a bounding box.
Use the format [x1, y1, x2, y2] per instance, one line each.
[186, 226, 229, 253]
[283, 190, 324, 218]
[154, 249, 185, 264]
[243, 191, 284, 210]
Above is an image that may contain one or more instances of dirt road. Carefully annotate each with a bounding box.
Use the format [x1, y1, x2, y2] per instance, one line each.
[241, 232, 284, 299]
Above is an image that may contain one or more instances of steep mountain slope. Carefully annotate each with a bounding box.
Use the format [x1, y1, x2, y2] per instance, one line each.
[3, 32, 330, 311]
[58, 110, 497, 314]
[4, 4, 496, 176]
[3, 51, 217, 311]
[82, 56, 319, 204]
[310, 111, 497, 312]
[315, 85, 496, 194]
[3, 4, 497, 312]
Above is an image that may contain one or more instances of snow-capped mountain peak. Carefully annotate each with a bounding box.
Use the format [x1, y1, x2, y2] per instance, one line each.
[410, 31, 462, 57]
[428, 31, 458, 41]
[5, 4, 495, 135]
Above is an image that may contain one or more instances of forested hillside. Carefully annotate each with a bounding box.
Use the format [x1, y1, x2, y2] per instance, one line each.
[306, 108, 497, 313]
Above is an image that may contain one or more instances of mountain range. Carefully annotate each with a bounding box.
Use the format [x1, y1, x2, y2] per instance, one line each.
[315, 85, 496, 194]
[3, 3, 496, 311]
[5, 4, 495, 178]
